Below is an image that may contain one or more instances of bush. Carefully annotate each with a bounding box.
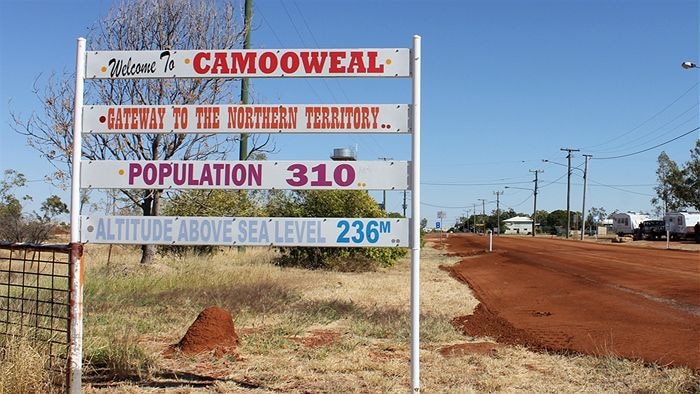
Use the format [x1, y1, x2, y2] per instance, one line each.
[269, 190, 407, 271]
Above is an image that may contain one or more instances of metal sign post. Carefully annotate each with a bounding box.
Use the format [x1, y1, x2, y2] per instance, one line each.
[68, 37, 86, 394]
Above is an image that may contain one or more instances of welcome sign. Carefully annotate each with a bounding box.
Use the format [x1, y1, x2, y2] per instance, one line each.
[85, 49, 411, 79]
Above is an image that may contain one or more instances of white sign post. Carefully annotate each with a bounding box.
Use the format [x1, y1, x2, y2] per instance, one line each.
[71, 37, 421, 392]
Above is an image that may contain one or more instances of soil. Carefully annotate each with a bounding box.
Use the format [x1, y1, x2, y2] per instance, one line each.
[434, 233, 700, 370]
[170, 306, 239, 356]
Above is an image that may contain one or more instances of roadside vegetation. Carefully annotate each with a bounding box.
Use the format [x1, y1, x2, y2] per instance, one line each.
[3, 242, 698, 393]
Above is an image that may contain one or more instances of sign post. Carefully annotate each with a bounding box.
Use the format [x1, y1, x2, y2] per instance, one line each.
[71, 37, 421, 392]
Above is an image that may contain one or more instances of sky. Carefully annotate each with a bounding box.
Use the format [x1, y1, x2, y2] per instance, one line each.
[1, 0, 698, 228]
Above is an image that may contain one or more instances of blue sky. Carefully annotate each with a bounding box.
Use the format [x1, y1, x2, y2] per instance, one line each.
[1, 0, 698, 227]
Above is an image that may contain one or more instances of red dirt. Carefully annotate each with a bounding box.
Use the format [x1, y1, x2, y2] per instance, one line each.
[434, 234, 700, 370]
[289, 329, 340, 348]
[170, 306, 239, 356]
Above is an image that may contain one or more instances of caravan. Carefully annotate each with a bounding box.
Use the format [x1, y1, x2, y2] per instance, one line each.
[611, 212, 650, 236]
[663, 212, 700, 240]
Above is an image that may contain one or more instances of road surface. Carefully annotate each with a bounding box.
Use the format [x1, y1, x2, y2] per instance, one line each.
[435, 233, 700, 370]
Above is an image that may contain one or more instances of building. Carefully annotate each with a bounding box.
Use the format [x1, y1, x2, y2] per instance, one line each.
[503, 216, 534, 235]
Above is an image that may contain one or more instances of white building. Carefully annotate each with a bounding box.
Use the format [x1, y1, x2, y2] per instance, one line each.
[503, 216, 534, 235]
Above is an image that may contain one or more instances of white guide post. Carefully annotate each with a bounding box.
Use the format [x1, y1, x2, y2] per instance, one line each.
[410, 34, 421, 393]
[69, 37, 86, 394]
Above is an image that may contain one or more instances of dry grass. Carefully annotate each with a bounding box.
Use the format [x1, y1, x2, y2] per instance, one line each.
[0, 334, 59, 394]
[12, 242, 696, 393]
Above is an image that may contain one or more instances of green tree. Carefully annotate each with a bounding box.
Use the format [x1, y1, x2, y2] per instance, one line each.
[0, 170, 65, 243]
[546, 209, 568, 233]
[11, 0, 272, 264]
[39, 195, 68, 221]
[586, 207, 607, 230]
[268, 190, 406, 271]
[677, 140, 700, 210]
[161, 189, 260, 255]
[652, 152, 684, 212]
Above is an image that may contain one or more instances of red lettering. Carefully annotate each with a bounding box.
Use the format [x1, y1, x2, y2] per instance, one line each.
[328, 51, 346, 73]
[347, 51, 367, 73]
[211, 52, 230, 74]
[193, 52, 210, 74]
[366, 51, 385, 73]
[300, 51, 327, 74]
[259, 52, 278, 74]
[280, 52, 300, 74]
[230, 52, 257, 74]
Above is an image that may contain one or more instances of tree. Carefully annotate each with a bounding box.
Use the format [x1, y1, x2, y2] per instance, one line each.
[546, 210, 568, 231]
[0, 170, 67, 243]
[586, 206, 607, 230]
[652, 152, 685, 212]
[40, 195, 69, 221]
[268, 190, 406, 271]
[677, 140, 700, 210]
[12, 0, 273, 264]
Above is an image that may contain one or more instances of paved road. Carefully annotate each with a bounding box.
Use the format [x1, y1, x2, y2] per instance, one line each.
[437, 234, 700, 370]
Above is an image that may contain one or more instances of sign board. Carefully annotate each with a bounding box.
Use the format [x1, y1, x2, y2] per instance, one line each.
[81, 216, 408, 247]
[435, 221, 441, 229]
[81, 160, 409, 190]
[82, 104, 411, 134]
[85, 49, 411, 79]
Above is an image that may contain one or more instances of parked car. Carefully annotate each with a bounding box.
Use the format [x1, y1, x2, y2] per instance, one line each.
[634, 220, 665, 240]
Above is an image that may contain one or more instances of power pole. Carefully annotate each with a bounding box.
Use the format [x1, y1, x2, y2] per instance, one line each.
[473, 203, 477, 233]
[529, 169, 543, 237]
[493, 191, 503, 235]
[239, 0, 253, 160]
[478, 198, 486, 233]
[378, 157, 393, 211]
[581, 154, 592, 240]
[402, 190, 407, 217]
[560, 148, 580, 238]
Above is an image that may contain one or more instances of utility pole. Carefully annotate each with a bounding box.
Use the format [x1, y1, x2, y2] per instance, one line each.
[378, 157, 393, 211]
[530, 169, 543, 237]
[493, 191, 503, 235]
[238, 0, 253, 161]
[402, 190, 407, 217]
[473, 203, 477, 233]
[581, 154, 592, 240]
[560, 148, 580, 238]
[478, 198, 486, 234]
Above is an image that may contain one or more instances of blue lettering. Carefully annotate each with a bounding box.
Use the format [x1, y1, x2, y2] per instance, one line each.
[259, 220, 269, 243]
[238, 220, 248, 242]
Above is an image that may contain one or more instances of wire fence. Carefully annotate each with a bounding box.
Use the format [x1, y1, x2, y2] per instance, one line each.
[0, 242, 72, 370]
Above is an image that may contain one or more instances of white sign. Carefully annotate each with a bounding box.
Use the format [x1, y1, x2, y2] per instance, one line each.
[85, 49, 411, 79]
[81, 216, 408, 247]
[82, 104, 411, 134]
[81, 160, 409, 190]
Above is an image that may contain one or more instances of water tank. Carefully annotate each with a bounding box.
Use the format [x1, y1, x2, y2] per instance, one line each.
[330, 148, 356, 161]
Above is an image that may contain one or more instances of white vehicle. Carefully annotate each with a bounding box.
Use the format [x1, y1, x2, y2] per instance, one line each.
[663, 212, 700, 240]
[611, 212, 650, 236]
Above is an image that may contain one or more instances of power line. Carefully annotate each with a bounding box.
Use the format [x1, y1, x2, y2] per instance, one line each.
[594, 127, 699, 160]
[582, 82, 699, 151]
[591, 105, 698, 155]
[422, 180, 533, 186]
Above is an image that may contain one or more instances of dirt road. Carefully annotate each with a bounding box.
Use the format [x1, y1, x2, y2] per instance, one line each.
[436, 233, 700, 370]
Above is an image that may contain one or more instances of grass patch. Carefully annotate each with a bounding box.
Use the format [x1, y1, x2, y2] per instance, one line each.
[6, 242, 693, 392]
[0, 334, 59, 394]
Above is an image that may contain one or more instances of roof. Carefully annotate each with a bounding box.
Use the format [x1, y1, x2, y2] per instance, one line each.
[503, 216, 532, 223]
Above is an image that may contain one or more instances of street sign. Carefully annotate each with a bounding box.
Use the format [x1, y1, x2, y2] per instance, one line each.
[80, 160, 409, 190]
[85, 48, 411, 79]
[82, 104, 411, 134]
[81, 216, 409, 247]
[435, 221, 441, 229]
